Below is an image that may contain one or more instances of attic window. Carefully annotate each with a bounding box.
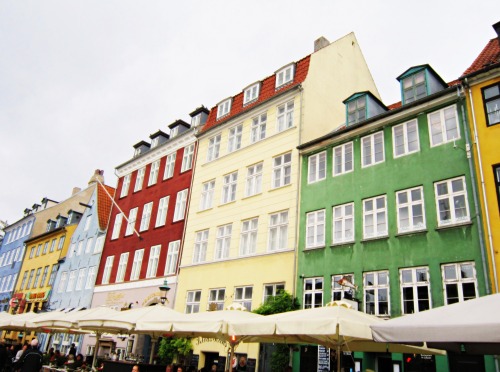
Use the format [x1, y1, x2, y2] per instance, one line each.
[170, 126, 179, 137]
[402, 71, 427, 104]
[217, 99, 232, 119]
[244, 83, 260, 105]
[151, 137, 159, 148]
[276, 64, 295, 88]
[191, 114, 201, 128]
[482, 83, 500, 126]
[134, 148, 142, 157]
[347, 96, 366, 125]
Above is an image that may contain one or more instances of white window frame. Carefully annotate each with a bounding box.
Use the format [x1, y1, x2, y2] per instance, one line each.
[244, 83, 260, 104]
[221, 171, 238, 204]
[193, 230, 209, 264]
[76, 240, 84, 256]
[428, 105, 460, 147]
[442, 262, 478, 305]
[84, 237, 94, 254]
[111, 213, 123, 240]
[125, 207, 138, 236]
[400, 267, 431, 314]
[272, 152, 292, 188]
[276, 100, 294, 132]
[208, 288, 226, 310]
[361, 131, 384, 168]
[332, 274, 355, 301]
[393, 119, 420, 158]
[58, 271, 68, 293]
[120, 174, 131, 197]
[146, 245, 161, 278]
[434, 176, 470, 226]
[116, 253, 129, 283]
[85, 266, 97, 289]
[303, 277, 323, 309]
[66, 270, 77, 292]
[245, 163, 263, 197]
[275, 64, 295, 88]
[251, 113, 267, 143]
[268, 211, 288, 251]
[181, 144, 194, 172]
[155, 196, 169, 227]
[148, 160, 160, 186]
[165, 240, 180, 275]
[130, 249, 144, 281]
[139, 202, 153, 232]
[102, 256, 114, 285]
[240, 218, 258, 256]
[75, 269, 86, 290]
[207, 134, 222, 162]
[217, 98, 231, 119]
[332, 203, 354, 244]
[364, 270, 390, 316]
[306, 210, 325, 249]
[93, 235, 105, 254]
[200, 180, 215, 211]
[363, 195, 388, 239]
[164, 152, 176, 179]
[173, 189, 188, 222]
[84, 215, 92, 231]
[263, 283, 285, 303]
[134, 167, 145, 192]
[396, 186, 426, 233]
[308, 151, 326, 184]
[234, 286, 253, 311]
[215, 224, 232, 260]
[186, 290, 201, 313]
[228, 124, 243, 153]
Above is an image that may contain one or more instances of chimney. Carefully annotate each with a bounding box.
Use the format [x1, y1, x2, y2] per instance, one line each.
[314, 36, 330, 52]
[88, 169, 105, 186]
[493, 21, 500, 38]
[72, 187, 82, 196]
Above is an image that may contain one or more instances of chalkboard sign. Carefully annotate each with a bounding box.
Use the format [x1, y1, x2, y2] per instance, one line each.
[246, 358, 256, 372]
[317, 345, 330, 372]
[190, 354, 199, 367]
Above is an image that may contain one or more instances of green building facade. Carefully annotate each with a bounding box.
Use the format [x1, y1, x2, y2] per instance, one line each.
[295, 65, 494, 372]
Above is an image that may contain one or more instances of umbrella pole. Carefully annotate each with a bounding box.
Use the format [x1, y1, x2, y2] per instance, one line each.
[336, 323, 341, 372]
[149, 337, 157, 364]
[229, 344, 235, 372]
[92, 331, 102, 369]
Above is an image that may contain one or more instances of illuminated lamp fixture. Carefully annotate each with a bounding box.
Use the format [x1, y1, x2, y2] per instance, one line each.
[159, 279, 171, 305]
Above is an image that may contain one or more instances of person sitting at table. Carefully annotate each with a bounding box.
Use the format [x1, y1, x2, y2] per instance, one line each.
[73, 354, 84, 369]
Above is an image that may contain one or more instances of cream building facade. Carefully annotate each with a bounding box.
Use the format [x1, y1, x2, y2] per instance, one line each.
[175, 32, 379, 371]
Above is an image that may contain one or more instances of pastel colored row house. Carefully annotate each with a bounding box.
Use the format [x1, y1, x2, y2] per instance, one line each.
[175, 33, 380, 371]
[88, 110, 204, 361]
[460, 21, 500, 295]
[297, 61, 495, 371]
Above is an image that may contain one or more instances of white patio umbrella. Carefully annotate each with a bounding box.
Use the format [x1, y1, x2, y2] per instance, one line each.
[371, 293, 500, 354]
[32, 306, 120, 367]
[228, 301, 444, 372]
[136, 303, 264, 370]
[78, 304, 187, 363]
[0, 311, 41, 331]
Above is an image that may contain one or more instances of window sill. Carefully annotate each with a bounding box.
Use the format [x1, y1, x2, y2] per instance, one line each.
[242, 192, 263, 201]
[304, 245, 325, 251]
[269, 183, 292, 192]
[330, 241, 355, 248]
[361, 235, 389, 243]
[395, 229, 427, 237]
[435, 220, 472, 231]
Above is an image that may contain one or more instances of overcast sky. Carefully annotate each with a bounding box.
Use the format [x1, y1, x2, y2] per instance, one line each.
[1, 1, 499, 225]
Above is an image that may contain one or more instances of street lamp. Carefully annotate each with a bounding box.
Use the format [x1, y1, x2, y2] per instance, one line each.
[159, 279, 170, 305]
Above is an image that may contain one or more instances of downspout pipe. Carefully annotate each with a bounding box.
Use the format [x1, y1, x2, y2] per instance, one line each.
[463, 79, 499, 293]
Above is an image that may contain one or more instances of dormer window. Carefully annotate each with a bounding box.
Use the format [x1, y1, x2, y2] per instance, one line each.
[402, 71, 426, 104]
[170, 126, 179, 137]
[151, 137, 159, 148]
[191, 115, 201, 128]
[134, 147, 142, 157]
[217, 99, 232, 119]
[244, 83, 260, 105]
[347, 96, 366, 125]
[275, 64, 295, 88]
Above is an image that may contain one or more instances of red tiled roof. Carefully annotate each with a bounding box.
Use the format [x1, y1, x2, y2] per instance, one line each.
[201, 55, 311, 133]
[462, 38, 500, 76]
[97, 184, 115, 231]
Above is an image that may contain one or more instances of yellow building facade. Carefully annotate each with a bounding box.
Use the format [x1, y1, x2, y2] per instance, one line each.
[175, 33, 379, 371]
[461, 25, 500, 294]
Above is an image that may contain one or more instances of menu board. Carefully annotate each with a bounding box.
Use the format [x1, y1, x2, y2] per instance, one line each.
[317, 345, 330, 372]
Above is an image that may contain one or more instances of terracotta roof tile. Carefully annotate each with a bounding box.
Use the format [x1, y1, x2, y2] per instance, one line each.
[462, 38, 500, 76]
[97, 184, 115, 231]
[201, 55, 311, 133]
